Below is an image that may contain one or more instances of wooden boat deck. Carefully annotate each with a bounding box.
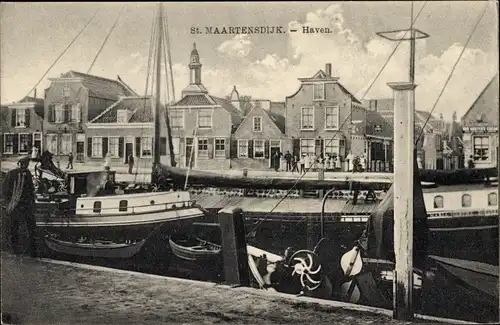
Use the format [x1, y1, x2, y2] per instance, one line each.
[194, 195, 379, 216]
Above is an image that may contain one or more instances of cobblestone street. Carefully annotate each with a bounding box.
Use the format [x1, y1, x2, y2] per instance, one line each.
[1, 253, 421, 325]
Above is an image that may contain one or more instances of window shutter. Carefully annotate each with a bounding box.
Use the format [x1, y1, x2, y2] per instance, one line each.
[25, 109, 31, 127]
[208, 138, 214, 159]
[64, 104, 70, 122]
[29, 133, 34, 151]
[118, 137, 124, 158]
[179, 137, 185, 156]
[135, 137, 141, 157]
[248, 140, 254, 158]
[293, 138, 300, 157]
[48, 105, 53, 123]
[160, 137, 167, 155]
[230, 139, 238, 158]
[87, 138, 92, 157]
[13, 135, 18, 154]
[225, 137, 231, 159]
[11, 109, 16, 127]
[102, 137, 108, 156]
[0, 134, 3, 153]
[264, 140, 270, 159]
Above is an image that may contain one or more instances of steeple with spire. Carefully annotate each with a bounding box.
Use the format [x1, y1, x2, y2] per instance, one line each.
[181, 43, 208, 98]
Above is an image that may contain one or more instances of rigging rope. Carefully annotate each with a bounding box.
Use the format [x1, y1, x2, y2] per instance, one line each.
[246, 1, 428, 238]
[87, 5, 126, 74]
[164, 13, 176, 103]
[416, 1, 489, 145]
[22, 8, 101, 100]
[134, 11, 157, 181]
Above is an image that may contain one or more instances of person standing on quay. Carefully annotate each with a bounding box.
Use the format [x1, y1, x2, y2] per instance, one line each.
[1, 156, 37, 257]
[66, 152, 74, 169]
[128, 154, 135, 174]
[284, 151, 292, 172]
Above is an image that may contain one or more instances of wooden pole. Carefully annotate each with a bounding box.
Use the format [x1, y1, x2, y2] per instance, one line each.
[153, 4, 162, 166]
[387, 81, 416, 321]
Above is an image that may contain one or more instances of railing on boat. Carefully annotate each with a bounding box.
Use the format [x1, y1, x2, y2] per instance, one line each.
[39, 200, 199, 215]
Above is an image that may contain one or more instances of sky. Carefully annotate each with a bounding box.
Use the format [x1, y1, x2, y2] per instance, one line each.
[1, 1, 498, 121]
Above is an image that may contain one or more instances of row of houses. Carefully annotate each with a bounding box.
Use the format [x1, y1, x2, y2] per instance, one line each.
[1, 44, 498, 170]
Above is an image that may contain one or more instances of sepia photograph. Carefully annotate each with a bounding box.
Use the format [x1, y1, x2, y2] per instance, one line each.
[0, 1, 499, 324]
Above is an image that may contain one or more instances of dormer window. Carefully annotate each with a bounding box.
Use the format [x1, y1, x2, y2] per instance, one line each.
[476, 113, 483, 123]
[313, 83, 325, 100]
[117, 110, 128, 123]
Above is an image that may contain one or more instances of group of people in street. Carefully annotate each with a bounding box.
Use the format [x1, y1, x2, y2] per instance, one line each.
[270, 150, 369, 174]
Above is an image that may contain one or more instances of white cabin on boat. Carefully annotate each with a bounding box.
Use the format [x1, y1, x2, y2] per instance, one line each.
[76, 191, 194, 216]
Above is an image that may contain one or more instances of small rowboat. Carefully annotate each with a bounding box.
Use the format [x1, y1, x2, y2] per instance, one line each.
[168, 234, 221, 262]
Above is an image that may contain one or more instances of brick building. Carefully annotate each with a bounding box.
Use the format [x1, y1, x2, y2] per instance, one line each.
[1, 96, 44, 159]
[86, 96, 177, 169]
[232, 99, 286, 170]
[285, 64, 392, 170]
[461, 74, 499, 169]
[168, 44, 243, 170]
[43, 71, 137, 163]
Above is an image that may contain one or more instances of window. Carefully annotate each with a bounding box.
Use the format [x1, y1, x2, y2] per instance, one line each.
[71, 103, 81, 123]
[55, 104, 64, 123]
[324, 139, 340, 156]
[238, 140, 248, 157]
[16, 109, 26, 127]
[18, 134, 31, 153]
[60, 134, 72, 155]
[433, 195, 444, 209]
[170, 110, 184, 129]
[313, 83, 325, 100]
[46, 134, 58, 154]
[215, 138, 226, 157]
[117, 110, 128, 123]
[109, 137, 120, 157]
[119, 200, 128, 212]
[300, 139, 315, 156]
[461, 194, 471, 208]
[253, 116, 262, 132]
[473, 136, 489, 161]
[488, 192, 498, 206]
[3, 134, 14, 154]
[141, 137, 152, 157]
[198, 138, 208, 157]
[171, 137, 180, 155]
[301, 107, 314, 130]
[254, 140, 265, 158]
[325, 106, 340, 130]
[63, 85, 70, 98]
[92, 137, 103, 158]
[198, 110, 212, 128]
[93, 201, 102, 213]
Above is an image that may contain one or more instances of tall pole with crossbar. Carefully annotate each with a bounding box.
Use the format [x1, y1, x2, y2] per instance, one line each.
[377, 5, 429, 321]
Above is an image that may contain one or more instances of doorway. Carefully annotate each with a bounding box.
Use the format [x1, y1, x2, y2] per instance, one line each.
[269, 139, 281, 168]
[76, 141, 85, 162]
[185, 138, 195, 168]
[124, 143, 133, 164]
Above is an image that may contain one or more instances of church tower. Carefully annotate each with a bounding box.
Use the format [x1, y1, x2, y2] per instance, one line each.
[230, 85, 241, 112]
[181, 43, 208, 98]
[189, 43, 202, 84]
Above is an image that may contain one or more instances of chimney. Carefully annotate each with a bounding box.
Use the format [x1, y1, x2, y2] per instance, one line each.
[34, 89, 37, 99]
[325, 63, 332, 77]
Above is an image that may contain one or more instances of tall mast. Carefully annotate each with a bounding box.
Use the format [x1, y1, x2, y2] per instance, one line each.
[154, 3, 163, 165]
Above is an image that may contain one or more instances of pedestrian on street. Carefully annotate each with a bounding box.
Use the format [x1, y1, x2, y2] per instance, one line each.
[273, 151, 281, 172]
[128, 154, 134, 174]
[66, 152, 74, 169]
[284, 151, 292, 172]
[1, 156, 37, 257]
[291, 155, 299, 173]
[467, 155, 475, 169]
[299, 154, 306, 174]
[104, 152, 111, 170]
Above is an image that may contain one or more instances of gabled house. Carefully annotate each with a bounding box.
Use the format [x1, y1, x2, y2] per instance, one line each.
[167, 43, 243, 170]
[232, 100, 286, 169]
[285, 63, 392, 171]
[43, 71, 137, 163]
[1, 96, 44, 158]
[86, 96, 177, 167]
[461, 74, 499, 168]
